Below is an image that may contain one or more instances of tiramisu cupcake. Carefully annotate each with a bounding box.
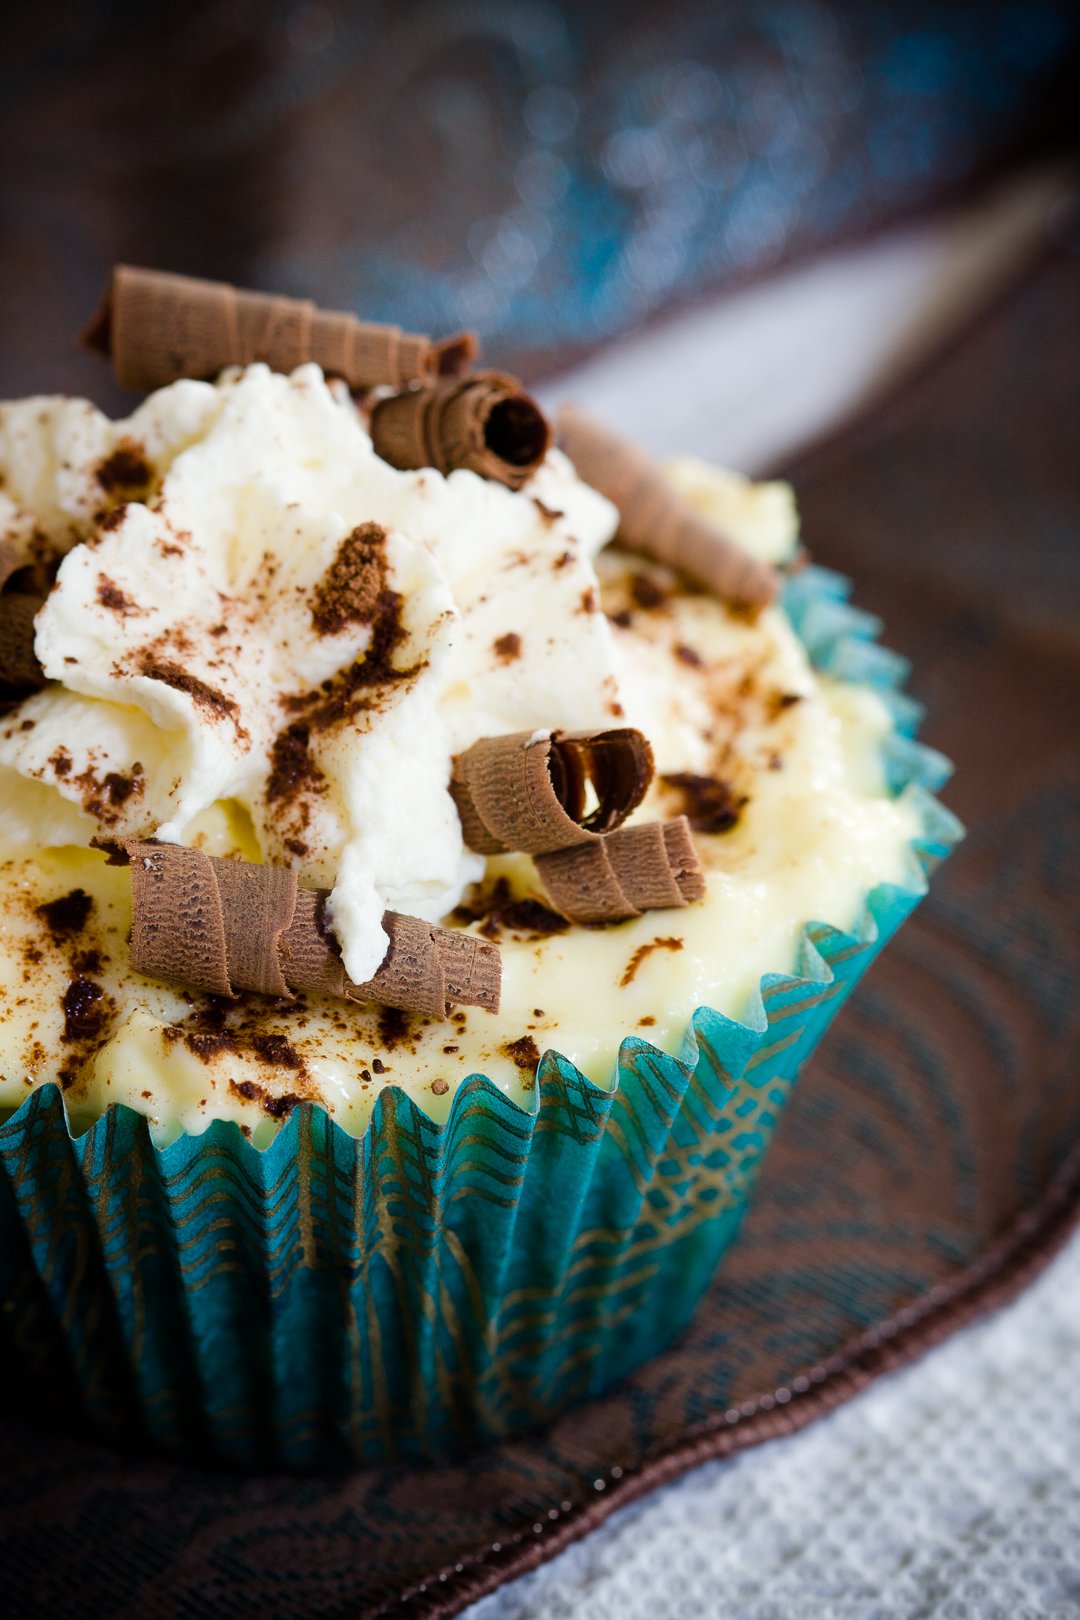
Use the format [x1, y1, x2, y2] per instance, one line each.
[0, 270, 959, 1465]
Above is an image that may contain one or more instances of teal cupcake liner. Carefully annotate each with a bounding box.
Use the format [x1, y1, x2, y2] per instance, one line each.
[0, 565, 962, 1468]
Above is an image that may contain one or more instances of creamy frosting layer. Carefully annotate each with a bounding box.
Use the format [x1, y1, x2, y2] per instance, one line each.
[0, 374, 921, 1143]
[0, 365, 620, 981]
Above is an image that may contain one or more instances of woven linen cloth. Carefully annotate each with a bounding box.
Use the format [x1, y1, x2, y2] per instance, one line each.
[471, 1226, 1080, 1620]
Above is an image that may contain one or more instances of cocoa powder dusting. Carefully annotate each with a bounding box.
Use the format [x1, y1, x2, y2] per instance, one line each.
[660, 772, 747, 834]
[770, 690, 804, 716]
[630, 573, 666, 610]
[61, 977, 111, 1044]
[377, 1005, 410, 1049]
[35, 889, 93, 941]
[311, 523, 388, 636]
[71, 761, 144, 825]
[95, 441, 153, 497]
[619, 936, 684, 988]
[502, 1034, 540, 1071]
[493, 632, 522, 663]
[227, 1077, 305, 1119]
[266, 721, 326, 811]
[135, 652, 241, 727]
[286, 581, 420, 732]
[452, 877, 569, 941]
[96, 575, 141, 615]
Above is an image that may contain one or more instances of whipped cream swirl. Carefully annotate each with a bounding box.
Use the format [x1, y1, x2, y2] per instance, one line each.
[0, 365, 621, 981]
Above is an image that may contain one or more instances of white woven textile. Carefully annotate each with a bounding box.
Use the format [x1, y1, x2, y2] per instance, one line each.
[470, 1228, 1080, 1620]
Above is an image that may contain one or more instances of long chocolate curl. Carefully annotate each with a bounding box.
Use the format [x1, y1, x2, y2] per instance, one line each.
[100, 841, 500, 1017]
[0, 537, 45, 692]
[82, 266, 477, 394]
[557, 407, 778, 610]
[370, 371, 551, 490]
[534, 816, 704, 925]
[450, 728, 654, 856]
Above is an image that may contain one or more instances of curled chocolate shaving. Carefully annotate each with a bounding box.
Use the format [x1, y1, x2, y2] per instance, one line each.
[557, 407, 778, 611]
[534, 815, 704, 926]
[0, 536, 29, 592]
[370, 371, 551, 490]
[0, 592, 45, 692]
[609, 818, 706, 909]
[98, 840, 500, 1018]
[0, 537, 45, 693]
[450, 728, 654, 856]
[83, 266, 477, 394]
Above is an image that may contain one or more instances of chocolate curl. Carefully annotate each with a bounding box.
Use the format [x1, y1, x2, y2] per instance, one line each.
[608, 818, 706, 908]
[557, 407, 778, 610]
[0, 537, 46, 693]
[0, 536, 29, 592]
[0, 592, 45, 692]
[100, 841, 500, 1017]
[279, 891, 498, 1017]
[534, 843, 637, 925]
[534, 815, 704, 925]
[370, 370, 551, 490]
[83, 265, 476, 394]
[450, 728, 654, 856]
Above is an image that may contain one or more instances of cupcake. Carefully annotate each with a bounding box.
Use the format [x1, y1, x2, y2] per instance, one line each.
[0, 269, 959, 1465]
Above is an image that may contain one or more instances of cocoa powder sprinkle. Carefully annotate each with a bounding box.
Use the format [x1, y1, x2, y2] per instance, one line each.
[95, 441, 153, 497]
[502, 1034, 540, 1071]
[135, 653, 241, 726]
[311, 522, 388, 636]
[493, 632, 522, 663]
[96, 575, 140, 615]
[619, 935, 683, 988]
[61, 977, 110, 1044]
[660, 772, 747, 834]
[35, 889, 93, 940]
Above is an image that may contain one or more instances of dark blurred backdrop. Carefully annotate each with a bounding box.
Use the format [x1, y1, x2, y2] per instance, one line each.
[3, 0, 1079, 408]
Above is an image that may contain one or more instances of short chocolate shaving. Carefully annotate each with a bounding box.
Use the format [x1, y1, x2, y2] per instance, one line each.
[450, 728, 654, 856]
[0, 591, 45, 692]
[98, 840, 499, 1017]
[0, 535, 30, 593]
[83, 265, 477, 394]
[370, 371, 551, 490]
[557, 407, 777, 610]
[534, 815, 704, 925]
[0, 537, 45, 693]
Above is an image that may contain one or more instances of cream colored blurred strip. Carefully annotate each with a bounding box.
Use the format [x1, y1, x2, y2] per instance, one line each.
[538, 163, 1078, 474]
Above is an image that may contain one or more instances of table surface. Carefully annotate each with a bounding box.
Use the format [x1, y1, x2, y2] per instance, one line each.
[474, 164, 1080, 1620]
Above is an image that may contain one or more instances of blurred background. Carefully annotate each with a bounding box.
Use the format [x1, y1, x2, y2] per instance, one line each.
[3, 0, 1079, 415]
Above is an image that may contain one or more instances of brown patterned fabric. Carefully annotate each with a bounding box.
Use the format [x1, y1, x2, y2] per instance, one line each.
[0, 239, 1077, 1620]
[3, 3, 1079, 408]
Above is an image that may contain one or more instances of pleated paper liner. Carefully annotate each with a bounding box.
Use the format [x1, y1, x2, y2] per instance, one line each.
[0, 564, 961, 1468]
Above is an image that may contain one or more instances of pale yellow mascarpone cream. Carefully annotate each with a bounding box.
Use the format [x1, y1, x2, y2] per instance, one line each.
[0, 371, 920, 1144]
